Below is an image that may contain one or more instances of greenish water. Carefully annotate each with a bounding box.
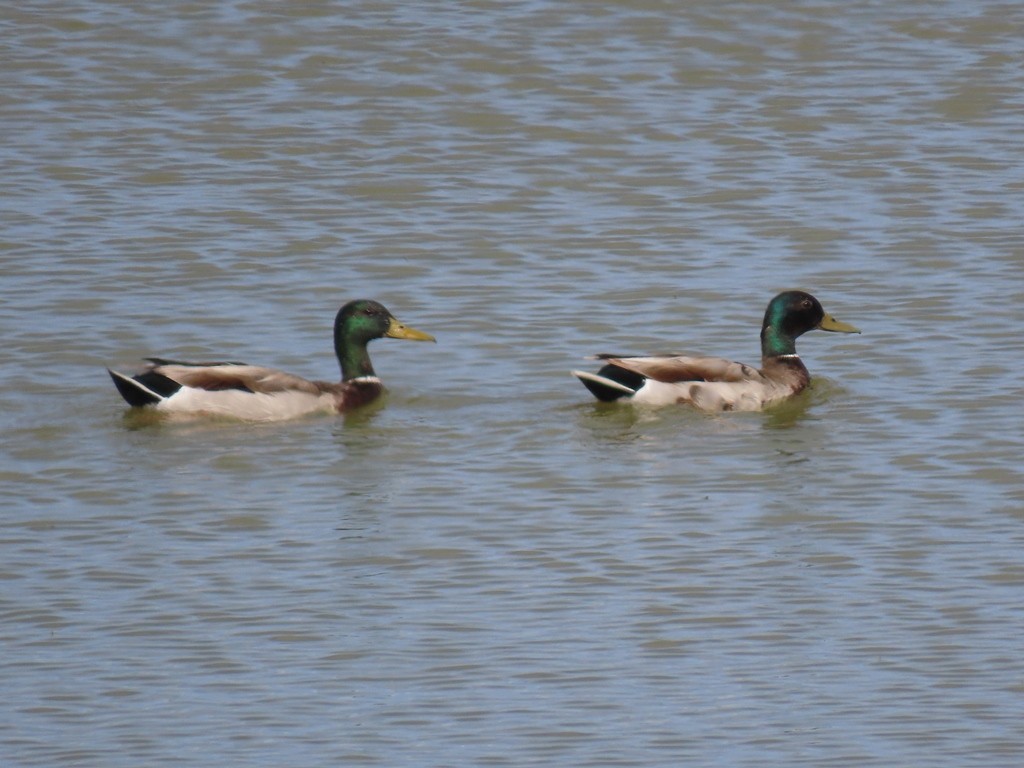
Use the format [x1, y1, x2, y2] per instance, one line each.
[2, 2, 1023, 766]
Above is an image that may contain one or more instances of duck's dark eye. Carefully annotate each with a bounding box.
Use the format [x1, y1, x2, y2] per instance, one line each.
[801, 299, 813, 309]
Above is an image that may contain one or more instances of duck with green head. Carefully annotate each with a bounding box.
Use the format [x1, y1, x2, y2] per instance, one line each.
[108, 299, 435, 421]
[572, 291, 859, 411]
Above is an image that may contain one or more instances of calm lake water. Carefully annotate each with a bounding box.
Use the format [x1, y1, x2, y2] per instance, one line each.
[3, 1, 1024, 766]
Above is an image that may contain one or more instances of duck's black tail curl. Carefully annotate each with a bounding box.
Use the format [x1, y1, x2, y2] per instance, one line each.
[108, 369, 181, 407]
[572, 364, 646, 402]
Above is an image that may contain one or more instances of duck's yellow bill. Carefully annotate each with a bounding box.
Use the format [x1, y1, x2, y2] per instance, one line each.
[386, 317, 436, 342]
[818, 313, 860, 334]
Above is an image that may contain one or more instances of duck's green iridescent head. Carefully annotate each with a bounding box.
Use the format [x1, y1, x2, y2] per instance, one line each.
[760, 291, 859, 357]
[334, 299, 435, 379]
[336, 300, 434, 344]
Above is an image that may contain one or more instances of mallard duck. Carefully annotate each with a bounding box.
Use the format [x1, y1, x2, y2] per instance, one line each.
[108, 299, 435, 421]
[572, 290, 859, 411]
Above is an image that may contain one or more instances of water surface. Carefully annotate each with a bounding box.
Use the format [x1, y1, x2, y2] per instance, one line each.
[3, 2, 1023, 766]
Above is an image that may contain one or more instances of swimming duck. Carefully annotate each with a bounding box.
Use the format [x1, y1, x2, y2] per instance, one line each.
[108, 299, 435, 421]
[572, 291, 859, 411]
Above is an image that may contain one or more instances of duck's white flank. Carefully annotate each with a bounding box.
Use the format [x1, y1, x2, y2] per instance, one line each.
[154, 385, 338, 422]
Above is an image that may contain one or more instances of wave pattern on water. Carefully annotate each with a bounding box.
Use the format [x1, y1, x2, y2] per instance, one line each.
[2, 1, 1024, 767]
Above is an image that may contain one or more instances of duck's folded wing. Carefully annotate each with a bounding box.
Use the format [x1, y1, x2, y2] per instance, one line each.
[147, 360, 322, 395]
[597, 354, 764, 384]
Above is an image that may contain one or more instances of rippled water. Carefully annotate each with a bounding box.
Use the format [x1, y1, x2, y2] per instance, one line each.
[3, 2, 1023, 766]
